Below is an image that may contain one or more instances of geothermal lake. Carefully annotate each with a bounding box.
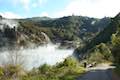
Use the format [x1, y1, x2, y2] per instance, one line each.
[0, 44, 74, 70]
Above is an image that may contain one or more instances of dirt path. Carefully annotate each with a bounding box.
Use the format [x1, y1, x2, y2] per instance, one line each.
[76, 63, 115, 80]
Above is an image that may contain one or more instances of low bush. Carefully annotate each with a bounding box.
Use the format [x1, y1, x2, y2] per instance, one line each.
[22, 57, 85, 80]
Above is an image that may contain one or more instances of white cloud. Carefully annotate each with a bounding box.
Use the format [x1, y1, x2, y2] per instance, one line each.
[40, 12, 49, 17]
[0, 12, 23, 19]
[53, 0, 120, 18]
[32, 0, 47, 8]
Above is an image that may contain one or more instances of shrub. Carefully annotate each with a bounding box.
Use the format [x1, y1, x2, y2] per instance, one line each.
[38, 64, 51, 74]
[0, 67, 4, 77]
[22, 57, 85, 80]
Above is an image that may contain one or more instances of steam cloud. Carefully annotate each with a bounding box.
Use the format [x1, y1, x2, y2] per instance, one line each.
[0, 44, 74, 70]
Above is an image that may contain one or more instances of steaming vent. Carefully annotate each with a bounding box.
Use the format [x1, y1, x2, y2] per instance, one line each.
[41, 32, 51, 44]
[0, 18, 18, 30]
[0, 17, 19, 47]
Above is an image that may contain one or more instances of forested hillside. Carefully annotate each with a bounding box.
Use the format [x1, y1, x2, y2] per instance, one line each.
[75, 13, 120, 70]
[0, 15, 110, 48]
[18, 16, 110, 48]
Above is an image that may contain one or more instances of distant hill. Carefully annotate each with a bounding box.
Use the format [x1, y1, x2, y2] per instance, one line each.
[0, 15, 111, 48]
[19, 16, 110, 43]
[26, 16, 52, 21]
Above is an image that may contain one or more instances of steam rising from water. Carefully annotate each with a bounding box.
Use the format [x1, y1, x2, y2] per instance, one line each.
[0, 19, 18, 29]
[0, 18, 73, 70]
[0, 44, 74, 70]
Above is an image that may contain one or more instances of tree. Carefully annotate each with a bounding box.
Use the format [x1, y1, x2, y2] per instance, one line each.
[97, 43, 112, 61]
[112, 34, 120, 46]
[0, 46, 26, 79]
[111, 34, 120, 64]
[6, 46, 25, 67]
[39, 64, 51, 74]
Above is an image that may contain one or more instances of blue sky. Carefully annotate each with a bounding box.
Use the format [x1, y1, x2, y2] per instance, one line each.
[0, 0, 120, 19]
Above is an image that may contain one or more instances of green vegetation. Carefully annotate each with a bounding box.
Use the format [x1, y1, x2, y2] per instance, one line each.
[0, 64, 26, 80]
[22, 57, 85, 80]
[17, 16, 110, 46]
[0, 57, 85, 80]
[85, 43, 113, 64]
[76, 12, 120, 75]
[0, 15, 110, 48]
[111, 33, 120, 75]
[1, 14, 119, 79]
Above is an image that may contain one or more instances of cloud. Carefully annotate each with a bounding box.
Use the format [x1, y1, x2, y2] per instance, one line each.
[0, 12, 23, 19]
[40, 12, 49, 17]
[53, 0, 120, 18]
[32, 0, 47, 8]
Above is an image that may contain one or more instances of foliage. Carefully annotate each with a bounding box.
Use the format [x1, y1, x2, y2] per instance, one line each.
[38, 64, 52, 74]
[114, 65, 120, 76]
[111, 34, 120, 64]
[75, 13, 120, 65]
[84, 43, 113, 64]
[22, 57, 85, 80]
[57, 57, 78, 67]
[75, 12, 120, 75]
[0, 57, 85, 80]
[97, 43, 112, 61]
[0, 67, 4, 77]
[111, 34, 120, 46]
[0, 65, 27, 80]
[17, 16, 110, 46]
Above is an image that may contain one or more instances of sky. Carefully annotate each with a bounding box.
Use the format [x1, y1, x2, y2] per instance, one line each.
[0, 0, 120, 19]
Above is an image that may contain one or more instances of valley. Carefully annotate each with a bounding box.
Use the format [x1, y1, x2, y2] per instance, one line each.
[0, 12, 120, 80]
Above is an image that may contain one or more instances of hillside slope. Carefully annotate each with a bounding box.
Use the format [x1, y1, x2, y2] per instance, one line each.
[75, 12, 120, 64]
[0, 15, 110, 48]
